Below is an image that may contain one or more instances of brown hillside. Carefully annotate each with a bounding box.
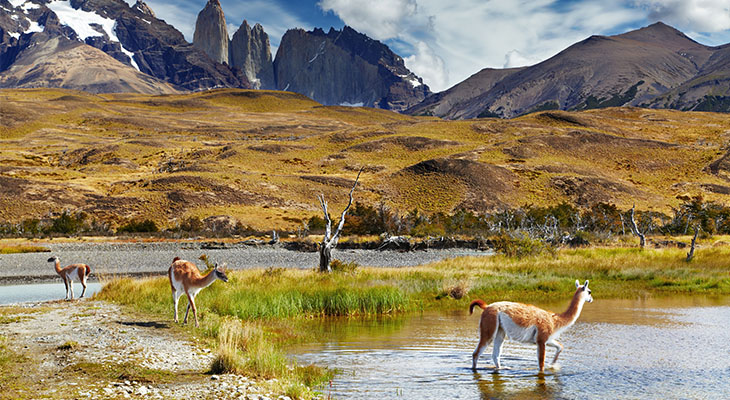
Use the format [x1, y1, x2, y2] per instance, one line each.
[0, 88, 728, 230]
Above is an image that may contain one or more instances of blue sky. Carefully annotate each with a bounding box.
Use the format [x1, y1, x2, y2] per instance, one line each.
[128, 0, 730, 92]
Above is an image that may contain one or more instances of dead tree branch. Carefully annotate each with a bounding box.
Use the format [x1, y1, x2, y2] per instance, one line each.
[318, 168, 363, 272]
[629, 204, 646, 248]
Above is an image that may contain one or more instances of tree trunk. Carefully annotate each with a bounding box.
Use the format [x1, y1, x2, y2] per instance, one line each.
[686, 226, 699, 262]
[316, 167, 363, 273]
[319, 242, 332, 272]
[629, 205, 645, 249]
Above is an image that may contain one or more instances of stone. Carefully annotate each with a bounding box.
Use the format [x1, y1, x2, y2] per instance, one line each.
[229, 20, 275, 89]
[193, 0, 228, 65]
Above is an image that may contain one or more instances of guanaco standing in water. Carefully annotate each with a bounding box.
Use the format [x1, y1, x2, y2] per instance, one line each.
[469, 280, 593, 372]
[47, 256, 91, 300]
[168, 257, 228, 327]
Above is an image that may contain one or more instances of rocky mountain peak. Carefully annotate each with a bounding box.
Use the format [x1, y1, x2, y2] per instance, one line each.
[229, 18, 274, 89]
[617, 21, 704, 49]
[193, 0, 228, 64]
[133, 0, 155, 17]
[274, 26, 430, 111]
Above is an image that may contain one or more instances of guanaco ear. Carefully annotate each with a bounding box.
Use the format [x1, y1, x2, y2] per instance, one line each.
[584, 280, 589, 288]
[575, 279, 580, 288]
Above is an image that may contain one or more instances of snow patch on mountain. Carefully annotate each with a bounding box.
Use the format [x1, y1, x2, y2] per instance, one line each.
[21, 1, 39, 11]
[45, 0, 140, 71]
[8, 0, 26, 8]
[47, 0, 118, 41]
[119, 46, 140, 71]
[25, 18, 43, 34]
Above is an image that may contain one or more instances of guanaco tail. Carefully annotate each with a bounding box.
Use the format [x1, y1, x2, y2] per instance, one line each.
[469, 279, 593, 372]
[168, 257, 228, 327]
[47, 256, 91, 300]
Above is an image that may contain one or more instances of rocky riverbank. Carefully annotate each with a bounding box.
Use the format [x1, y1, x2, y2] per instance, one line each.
[0, 299, 290, 399]
[0, 240, 492, 284]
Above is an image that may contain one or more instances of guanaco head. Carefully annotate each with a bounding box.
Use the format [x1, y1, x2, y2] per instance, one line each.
[575, 279, 593, 303]
[214, 263, 229, 283]
[47, 256, 59, 263]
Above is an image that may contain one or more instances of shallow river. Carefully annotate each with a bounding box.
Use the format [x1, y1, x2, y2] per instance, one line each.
[0, 282, 104, 304]
[290, 296, 730, 399]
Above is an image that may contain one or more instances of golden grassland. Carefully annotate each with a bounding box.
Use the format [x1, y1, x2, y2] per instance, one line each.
[2, 88, 730, 231]
[94, 245, 730, 397]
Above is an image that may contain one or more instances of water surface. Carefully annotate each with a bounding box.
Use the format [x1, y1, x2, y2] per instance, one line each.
[0, 282, 103, 305]
[291, 296, 730, 399]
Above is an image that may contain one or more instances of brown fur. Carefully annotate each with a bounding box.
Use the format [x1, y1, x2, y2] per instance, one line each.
[168, 258, 228, 327]
[470, 281, 591, 372]
[49, 257, 90, 300]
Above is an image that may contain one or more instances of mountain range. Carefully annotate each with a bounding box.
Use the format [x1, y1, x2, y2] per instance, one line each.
[2, 1, 730, 117]
[408, 22, 730, 118]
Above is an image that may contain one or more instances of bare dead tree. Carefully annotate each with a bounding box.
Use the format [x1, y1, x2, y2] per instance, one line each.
[317, 168, 363, 272]
[686, 225, 700, 262]
[629, 204, 646, 248]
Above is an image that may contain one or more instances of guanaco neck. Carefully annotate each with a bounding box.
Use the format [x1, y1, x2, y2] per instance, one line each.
[554, 289, 585, 329]
[192, 269, 218, 288]
[53, 260, 62, 275]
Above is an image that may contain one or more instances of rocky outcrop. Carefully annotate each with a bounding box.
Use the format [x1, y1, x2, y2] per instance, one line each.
[274, 26, 430, 111]
[193, 0, 228, 65]
[229, 20, 274, 89]
[132, 0, 155, 17]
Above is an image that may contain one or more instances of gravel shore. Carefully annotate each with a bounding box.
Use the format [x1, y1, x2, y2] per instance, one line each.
[0, 300, 285, 399]
[0, 241, 492, 284]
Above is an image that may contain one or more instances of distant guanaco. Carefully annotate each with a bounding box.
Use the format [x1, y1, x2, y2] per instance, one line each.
[168, 257, 228, 327]
[469, 280, 593, 372]
[47, 256, 91, 300]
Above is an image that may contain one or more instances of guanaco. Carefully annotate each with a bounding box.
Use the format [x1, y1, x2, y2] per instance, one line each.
[47, 256, 91, 300]
[168, 257, 228, 327]
[469, 280, 593, 372]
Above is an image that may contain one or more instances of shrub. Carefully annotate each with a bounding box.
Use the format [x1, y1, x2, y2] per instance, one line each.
[117, 219, 158, 233]
[45, 211, 88, 235]
[490, 232, 555, 258]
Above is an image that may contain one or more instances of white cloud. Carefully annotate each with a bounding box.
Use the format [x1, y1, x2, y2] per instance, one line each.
[503, 50, 540, 68]
[318, 0, 417, 40]
[397, 0, 643, 91]
[404, 41, 447, 91]
[635, 0, 730, 32]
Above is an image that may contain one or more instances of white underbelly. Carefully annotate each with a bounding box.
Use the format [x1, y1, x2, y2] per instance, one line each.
[68, 269, 81, 282]
[499, 313, 538, 343]
[171, 274, 185, 292]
